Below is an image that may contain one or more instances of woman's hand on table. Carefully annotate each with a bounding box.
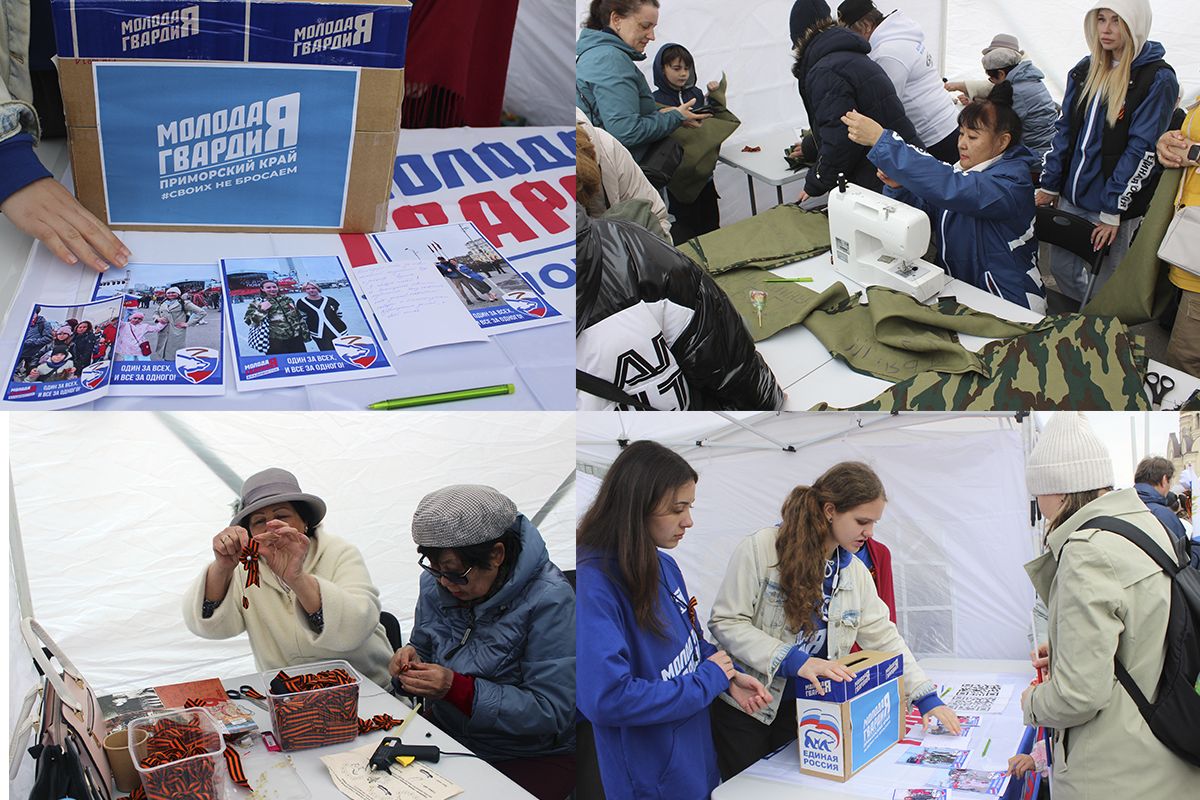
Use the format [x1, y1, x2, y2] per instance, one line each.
[924, 704, 962, 735]
[0, 177, 130, 272]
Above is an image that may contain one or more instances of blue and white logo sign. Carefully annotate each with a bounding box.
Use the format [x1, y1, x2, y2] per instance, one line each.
[503, 290, 551, 319]
[94, 62, 358, 227]
[80, 361, 111, 390]
[332, 335, 378, 368]
[175, 346, 220, 384]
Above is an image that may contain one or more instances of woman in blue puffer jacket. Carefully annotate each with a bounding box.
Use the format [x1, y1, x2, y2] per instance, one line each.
[390, 485, 575, 800]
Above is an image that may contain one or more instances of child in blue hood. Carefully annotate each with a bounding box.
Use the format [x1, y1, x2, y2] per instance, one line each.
[651, 42, 722, 243]
[843, 81, 1047, 313]
[577, 441, 772, 800]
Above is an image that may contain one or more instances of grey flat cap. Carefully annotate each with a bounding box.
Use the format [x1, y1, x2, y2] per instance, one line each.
[231, 468, 327, 527]
[412, 485, 518, 547]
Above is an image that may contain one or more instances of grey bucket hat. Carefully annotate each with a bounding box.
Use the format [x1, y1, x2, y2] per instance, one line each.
[412, 485, 518, 548]
[231, 468, 327, 528]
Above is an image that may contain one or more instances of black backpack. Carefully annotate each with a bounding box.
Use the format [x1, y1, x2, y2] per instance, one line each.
[1081, 516, 1200, 766]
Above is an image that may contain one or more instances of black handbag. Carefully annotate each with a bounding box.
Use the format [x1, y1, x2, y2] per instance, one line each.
[637, 135, 683, 190]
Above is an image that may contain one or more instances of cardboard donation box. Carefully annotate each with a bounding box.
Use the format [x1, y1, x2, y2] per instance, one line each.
[796, 650, 904, 782]
[51, 0, 411, 232]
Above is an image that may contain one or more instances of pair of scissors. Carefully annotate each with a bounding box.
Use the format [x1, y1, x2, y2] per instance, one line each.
[226, 684, 269, 711]
[1145, 372, 1175, 407]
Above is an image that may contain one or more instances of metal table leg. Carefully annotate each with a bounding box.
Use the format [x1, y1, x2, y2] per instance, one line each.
[776, 186, 784, 206]
[747, 174, 757, 216]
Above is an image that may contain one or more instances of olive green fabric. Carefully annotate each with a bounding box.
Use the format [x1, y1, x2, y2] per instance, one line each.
[664, 75, 741, 204]
[817, 315, 1150, 411]
[1082, 168, 1183, 324]
[680, 204, 832, 275]
[714, 277, 1042, 379]
[600, 198, 671, 243]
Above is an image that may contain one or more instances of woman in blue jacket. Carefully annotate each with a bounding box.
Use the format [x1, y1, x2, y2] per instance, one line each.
[390, 485, 575, 800]
[844, 82, 1047, 313]
[1034, 0, 1177, 302]
[576, 441, 771, 800]
[576, 0, 709, 162]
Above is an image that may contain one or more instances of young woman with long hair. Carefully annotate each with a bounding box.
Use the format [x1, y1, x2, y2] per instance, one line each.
[708, 461, 961, 779]
[1035, 0, 1177, 302]
[1021, 412, 1200, 798]
[576, 440, 771, 799]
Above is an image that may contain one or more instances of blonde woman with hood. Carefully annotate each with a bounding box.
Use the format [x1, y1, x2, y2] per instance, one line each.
[1022, 412, 1200, 799]
[1035, 0, 1178, 302]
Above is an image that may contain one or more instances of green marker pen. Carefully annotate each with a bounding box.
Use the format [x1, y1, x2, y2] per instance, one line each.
[368, 383, 515, 409]
[764, 277, 814, 283]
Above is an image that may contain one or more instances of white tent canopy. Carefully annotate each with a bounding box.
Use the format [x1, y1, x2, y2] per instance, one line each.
[577, 411, 1041, 666]
[572, 0, 1200, 225]
[7, 411, 576, 795]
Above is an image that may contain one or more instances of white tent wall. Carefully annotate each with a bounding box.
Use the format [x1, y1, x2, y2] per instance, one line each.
[7, 410, 576, 780]
[575, 413, 1037, 663]
[507, 0, 577, 125]
[574, 1, 1200, 228]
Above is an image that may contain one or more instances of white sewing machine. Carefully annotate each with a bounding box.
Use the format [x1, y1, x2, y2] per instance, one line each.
[826, 179, 947, 303]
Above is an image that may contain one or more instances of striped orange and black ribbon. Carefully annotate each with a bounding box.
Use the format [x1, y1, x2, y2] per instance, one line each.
[127, 715, 250, 800]
[240, 541, 260, 609]
[267, 668, 402, 750]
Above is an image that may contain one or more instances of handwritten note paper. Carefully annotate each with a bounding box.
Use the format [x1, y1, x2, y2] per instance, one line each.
[351, 260, 487, 356]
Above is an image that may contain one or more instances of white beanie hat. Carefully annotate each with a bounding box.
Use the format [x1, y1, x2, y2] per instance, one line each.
[1026, 412, 1114, 495]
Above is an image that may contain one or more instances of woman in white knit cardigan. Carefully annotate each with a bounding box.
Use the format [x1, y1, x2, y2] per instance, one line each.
[182, 468, 394, 688]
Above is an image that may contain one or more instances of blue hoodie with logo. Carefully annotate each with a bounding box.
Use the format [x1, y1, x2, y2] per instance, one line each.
[577, 549, 729, 800]
[868, 130, 1047, 312]
[1039, 40, 1177, 223]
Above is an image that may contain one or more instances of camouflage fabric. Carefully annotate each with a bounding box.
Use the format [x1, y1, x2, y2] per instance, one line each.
[243, 295, 307, 341]
[816, 315, 1150, 411]
[664, 75, 740, 204]
[680, 204, 831, 275]
[1082, 167, 1183, 324]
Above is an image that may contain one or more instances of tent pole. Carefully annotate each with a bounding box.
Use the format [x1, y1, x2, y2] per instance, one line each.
[9, 469, 34, 619]
[154, 411, 244, 497]
[712, 411, 796, 451]
[939, 0, 949, 76]
[532, 470, 575, 529]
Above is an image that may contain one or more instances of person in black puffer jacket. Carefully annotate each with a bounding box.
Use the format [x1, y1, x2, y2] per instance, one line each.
[789, 0, 921, 200]
[576, 204, 784, 411]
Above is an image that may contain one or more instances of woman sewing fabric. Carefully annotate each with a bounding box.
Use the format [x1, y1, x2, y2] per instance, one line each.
[390, 485, 576, 800]
[708, 461, 961, 779]
[182, 468, 394, 688]
[843, 82, 1047, 313]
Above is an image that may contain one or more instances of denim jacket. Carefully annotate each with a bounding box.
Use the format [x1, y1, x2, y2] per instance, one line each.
[1, 0, 38, 144]
[709, 526, 935, 724]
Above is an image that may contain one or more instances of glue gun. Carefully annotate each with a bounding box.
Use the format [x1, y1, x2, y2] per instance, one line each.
[368, 737, 440, 773]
